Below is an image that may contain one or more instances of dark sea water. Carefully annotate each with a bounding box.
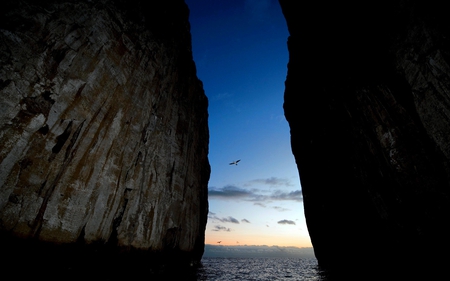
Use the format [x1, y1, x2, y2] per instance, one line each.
[192, 257, 439, 281]
[195, 257, 325, 281]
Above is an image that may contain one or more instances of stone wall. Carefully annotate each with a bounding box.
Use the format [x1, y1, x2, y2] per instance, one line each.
[0, 0, 209, 267]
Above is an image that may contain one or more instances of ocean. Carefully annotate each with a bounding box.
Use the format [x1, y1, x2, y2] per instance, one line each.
[195, 257, 325, 281]
[190, 257, 447, 281]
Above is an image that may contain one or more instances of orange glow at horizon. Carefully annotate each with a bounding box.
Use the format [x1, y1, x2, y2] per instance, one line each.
[204, 233, 313, 248]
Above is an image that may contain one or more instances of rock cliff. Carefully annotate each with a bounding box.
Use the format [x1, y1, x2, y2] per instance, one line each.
[280, 0, 450, 276]
[0, 0, 209, 273]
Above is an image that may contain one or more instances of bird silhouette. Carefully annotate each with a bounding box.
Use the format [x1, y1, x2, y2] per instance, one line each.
[229, 159, 240, 165]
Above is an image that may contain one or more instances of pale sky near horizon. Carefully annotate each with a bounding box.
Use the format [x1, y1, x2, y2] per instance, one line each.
[185, 0, 312, 248]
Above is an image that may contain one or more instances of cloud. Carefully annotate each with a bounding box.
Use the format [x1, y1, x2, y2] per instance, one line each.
[273, 206, 289, 212]
[278, 220, 296, 225]
[212, 92, 233, 101]
[212, 225, 231, 232]
[209, 215, 240, 224]
[209, 185, 252, 199]
[222, 216, 240, 224]
[209, 184, 303, 203]
[270, 190, 303, 202]
[207, 213, 215, 220]
[250, 189, 303, 203]
[270, 114, 287, 124]
[246, 177, 293, 187]
[241, 219, 251, 223]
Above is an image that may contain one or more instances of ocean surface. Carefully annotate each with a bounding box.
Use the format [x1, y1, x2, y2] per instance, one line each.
[190, 257, 445, 281]
[195, 257, 325, 281]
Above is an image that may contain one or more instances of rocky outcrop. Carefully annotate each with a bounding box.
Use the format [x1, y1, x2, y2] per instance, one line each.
[0, 0, 209, 271]
[280, 0, 450, 276]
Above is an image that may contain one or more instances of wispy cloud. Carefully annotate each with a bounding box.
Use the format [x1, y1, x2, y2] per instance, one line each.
[270, 190, 303, 202]
[221, 216, 240, 224]
[212, 225, 231, 232]
[209, 215, 240, 224]
[245, 177, 293, 187]
[271, 113, 287, 124]
[273, 206, 290, 212]
[212, 92, 233, 101]
[241, 219, 251, 223]
[209, 184, 303, 203]
[209, 185, 252, 199]
[278, 220, 296, 225]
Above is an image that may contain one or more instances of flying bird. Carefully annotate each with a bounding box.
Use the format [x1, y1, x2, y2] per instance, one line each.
[229, 159, 240, 165]
[217, 241, 222, 244]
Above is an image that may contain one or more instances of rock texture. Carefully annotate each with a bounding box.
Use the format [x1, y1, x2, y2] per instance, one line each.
[280, 0, 450, 276]
[0, 0, 209, 270]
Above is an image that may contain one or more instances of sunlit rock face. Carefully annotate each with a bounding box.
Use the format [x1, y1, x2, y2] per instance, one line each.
[280, 0, 450, 275]
[0, 0, 209, 266]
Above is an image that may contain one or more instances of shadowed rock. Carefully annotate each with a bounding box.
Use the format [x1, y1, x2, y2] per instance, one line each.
[279, 0, 450, 277]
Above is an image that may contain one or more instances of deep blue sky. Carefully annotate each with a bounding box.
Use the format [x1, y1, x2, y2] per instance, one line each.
[186, 0, 311, 247]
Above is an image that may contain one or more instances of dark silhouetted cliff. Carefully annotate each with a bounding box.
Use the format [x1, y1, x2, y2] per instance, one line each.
[280, 0, 450, 277]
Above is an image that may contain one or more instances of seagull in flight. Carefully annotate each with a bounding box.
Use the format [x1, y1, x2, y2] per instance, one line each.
[229, 159, 240, 165]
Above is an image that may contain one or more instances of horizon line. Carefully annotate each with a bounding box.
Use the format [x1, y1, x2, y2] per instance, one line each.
[205, 244, 313, 248]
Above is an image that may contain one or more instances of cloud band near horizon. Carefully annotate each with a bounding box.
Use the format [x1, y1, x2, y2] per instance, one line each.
[208, 184, 302, 202]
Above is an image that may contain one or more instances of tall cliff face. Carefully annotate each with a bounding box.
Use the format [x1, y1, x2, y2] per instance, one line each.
[0, 0, 209, 266]
[280, 0, 450, 275]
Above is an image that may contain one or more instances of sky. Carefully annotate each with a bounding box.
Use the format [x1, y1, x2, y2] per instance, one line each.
[185, 0, 312, 248]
